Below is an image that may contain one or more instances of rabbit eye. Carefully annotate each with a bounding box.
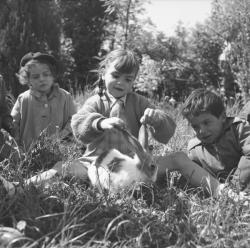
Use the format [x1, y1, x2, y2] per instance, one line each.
[149, 145, 154, 152]
[150, 164, 156, 171]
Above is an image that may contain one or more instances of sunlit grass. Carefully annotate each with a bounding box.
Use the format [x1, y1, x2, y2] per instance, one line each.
[1, 95, 250, 247]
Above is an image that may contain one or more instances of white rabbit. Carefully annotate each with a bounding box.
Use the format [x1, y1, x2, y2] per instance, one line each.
[87, 124, 158, 193]
[0, 125, 157, 195]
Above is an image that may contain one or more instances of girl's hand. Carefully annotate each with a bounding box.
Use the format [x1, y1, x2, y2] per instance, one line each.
[140, 108, 160, 126]
[98, 117, 126, 130]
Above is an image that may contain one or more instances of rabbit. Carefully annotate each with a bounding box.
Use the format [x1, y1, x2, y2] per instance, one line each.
[87, 124, 158, 193]
[0, 125, 157, 195]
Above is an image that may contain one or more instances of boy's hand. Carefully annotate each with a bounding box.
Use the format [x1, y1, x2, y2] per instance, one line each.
[98, 117, 126, 130]
[140, 108, 160, 126]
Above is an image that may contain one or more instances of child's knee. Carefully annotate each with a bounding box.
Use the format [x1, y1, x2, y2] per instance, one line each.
[156, 151, 188, 173]
[58, 159, 89, 180]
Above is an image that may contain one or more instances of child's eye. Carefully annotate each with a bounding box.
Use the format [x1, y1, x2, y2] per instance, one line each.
[43, 72, 52, 77]
[111, 73, 120, 79]
[191, 125, 199, 131]
[125, 78, 133, 83]
[31, 74, 40, 79]
[203, 120, 210, 126]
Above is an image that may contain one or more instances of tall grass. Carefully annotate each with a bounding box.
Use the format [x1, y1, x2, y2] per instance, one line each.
[1, 96, 250, 248]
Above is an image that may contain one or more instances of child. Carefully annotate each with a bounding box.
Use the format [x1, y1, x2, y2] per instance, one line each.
[11, 52, 76, 151]
[71, 49, 176, 160]
[158, 88, 250, 196]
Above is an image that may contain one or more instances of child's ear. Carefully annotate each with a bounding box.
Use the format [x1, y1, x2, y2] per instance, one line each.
[221, 111, 226, 122]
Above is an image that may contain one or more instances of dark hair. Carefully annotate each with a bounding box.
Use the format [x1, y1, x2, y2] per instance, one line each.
[17, 59, 58, 85]
[99, 49, 140, 75]
[97, 49, 141, 96]
[181, 88, 225, 119]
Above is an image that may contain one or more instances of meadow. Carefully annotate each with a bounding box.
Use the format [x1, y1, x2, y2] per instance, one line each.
[1, 95, 250, 248]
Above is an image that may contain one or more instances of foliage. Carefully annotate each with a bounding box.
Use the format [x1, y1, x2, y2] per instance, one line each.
[189, 25, 223, 89]
[2, 0, 250, 104]
[209, 0, 250, 103]
[0, 0, 61, 97]
[59, 0, 109, 93]
[134, 54, 163, 99]
[0, 0, 109, 96]
[101, 0, 149, 50]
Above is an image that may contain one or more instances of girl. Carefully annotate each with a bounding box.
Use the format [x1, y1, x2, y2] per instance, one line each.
[71, 49, 176, 159]
[11, 52, 76, 151]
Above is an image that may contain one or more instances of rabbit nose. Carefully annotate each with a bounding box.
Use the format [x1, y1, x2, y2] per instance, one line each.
[151, 164, 157, 171]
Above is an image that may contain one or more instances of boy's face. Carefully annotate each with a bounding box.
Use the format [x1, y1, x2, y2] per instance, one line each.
[188, 112, 226, 144]
[103, 59, 137, 98]
[28, 63, 54, 95]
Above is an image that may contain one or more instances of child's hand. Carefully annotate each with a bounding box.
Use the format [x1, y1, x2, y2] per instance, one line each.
[98, 117, 126, 130]
[140, 108, 160, 126]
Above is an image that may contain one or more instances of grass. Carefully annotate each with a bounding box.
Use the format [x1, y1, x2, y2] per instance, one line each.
[1, 97, 250, 248]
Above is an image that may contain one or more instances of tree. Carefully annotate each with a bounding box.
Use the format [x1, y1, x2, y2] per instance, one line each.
[59, 0, 109, 92]
[189, 24, 223, 90]
[101, 0, 150, 50]
[210, 0, 250, 103]
[0, 0, 61, 97]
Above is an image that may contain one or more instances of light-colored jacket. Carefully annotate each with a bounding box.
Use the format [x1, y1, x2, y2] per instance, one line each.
[11, 84, 76, 150]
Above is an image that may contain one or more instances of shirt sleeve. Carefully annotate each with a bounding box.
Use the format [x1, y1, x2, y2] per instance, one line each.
[0, 130, 21, 163]
[138, 95, 176, 144]
[71, 95, 106, 145]
[10, 96, 22, 144]
[149, 108, 176, 144]
[233, 120, 250, 190]
[60, 93, 77, 138]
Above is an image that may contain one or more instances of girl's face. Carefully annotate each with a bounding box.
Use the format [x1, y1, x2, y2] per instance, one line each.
[102, 59, 137, 98]
[28, 63, 54, 95]
[188, 112, 226, 144]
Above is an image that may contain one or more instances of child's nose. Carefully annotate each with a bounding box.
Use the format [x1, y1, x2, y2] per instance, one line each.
[39, 74, 44, 80]
[199, 125, 207, 134]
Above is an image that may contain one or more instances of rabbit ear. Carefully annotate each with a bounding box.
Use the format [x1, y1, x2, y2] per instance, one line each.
[116, 127, 145, 158]
[114, 126, 148, 166]
[138, 124, 148, 152]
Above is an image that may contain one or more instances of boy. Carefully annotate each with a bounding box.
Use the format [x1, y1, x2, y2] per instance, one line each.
[160, 88, 250, 195]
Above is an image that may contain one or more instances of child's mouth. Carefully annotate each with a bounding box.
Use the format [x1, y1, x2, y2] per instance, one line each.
[114, 87, 123, 92]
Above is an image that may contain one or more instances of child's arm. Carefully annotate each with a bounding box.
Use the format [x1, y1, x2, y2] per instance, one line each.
[140, 107, 176, 144]
[156, 151, 221, 196]
[232, 120, 250, 190]
[59, 93, 76, 139]
[10, 97, 21, 145]
[71, 95, 108, 144]
[0, 129, 22, 162]
[134, 94, 176, 144]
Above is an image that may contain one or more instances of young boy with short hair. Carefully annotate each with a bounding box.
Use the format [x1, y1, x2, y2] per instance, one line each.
[158, 88, 250, 196]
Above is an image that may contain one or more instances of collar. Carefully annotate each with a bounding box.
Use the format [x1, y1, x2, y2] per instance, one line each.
[102, 91, 127, 107]
[30, 83, 60, 101]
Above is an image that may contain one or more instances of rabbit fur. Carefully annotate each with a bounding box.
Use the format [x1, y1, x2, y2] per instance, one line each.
[87, 125, 158, 193]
